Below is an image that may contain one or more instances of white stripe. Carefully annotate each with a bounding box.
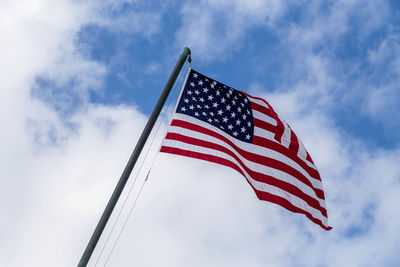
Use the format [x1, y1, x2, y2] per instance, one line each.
[171, 113, 323, 189]
[252, 112, 317, 170]
[249, 97, 317, 169]
[162, 139, 328, 224]
[248, 96, 270, 109]
[254, 126, 318, 171]
[253, 127, 322, 184]
[280, 119, 291, 148]
[297, 138, 307, 161]
[254, 127, 276, 141]
[251, 127, 323, 190]
[254, 129, 318, 173]
[166, 125, 326, 208]
[252, 110, 276, 126]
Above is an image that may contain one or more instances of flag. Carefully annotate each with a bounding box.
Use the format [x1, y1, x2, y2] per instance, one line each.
[160, 68, 331, 230]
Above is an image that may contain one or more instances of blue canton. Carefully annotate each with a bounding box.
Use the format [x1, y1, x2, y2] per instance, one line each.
[176, 69, 254, 143]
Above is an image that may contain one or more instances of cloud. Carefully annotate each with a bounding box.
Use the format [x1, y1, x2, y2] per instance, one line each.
[364, 34, 400, 125]
[278, 1, 398, 129]
[2, 0, 400, 266]
[90, 9, 162, 37]
[0, 0, 161, 265]
[176, 0, 285, 61]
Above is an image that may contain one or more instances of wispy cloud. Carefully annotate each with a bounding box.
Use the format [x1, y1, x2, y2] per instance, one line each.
[1, 0, 400, 266]
[176, 0, 285, 61]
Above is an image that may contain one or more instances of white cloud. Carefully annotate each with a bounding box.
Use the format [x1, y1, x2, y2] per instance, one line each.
[2, 0, 400, 266]
[145, 61, 162, 74]
[364, 35, 400, 125]
[91, 10, 162, 37]
[176, 0, 285, 61]
[0, 0, 160, 265]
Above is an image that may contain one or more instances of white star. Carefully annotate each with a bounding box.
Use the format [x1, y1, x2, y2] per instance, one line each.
[192, 97, 197, 101]
[221, 97, 226, 103]
[210, 112, 215, 117]
[213, 102, 219, 108]
[222, 117, 228, 123]
[217, 109, 223, 115]
[190, 82, 195, 87]
[242, 114, 247, 120]
[216, 90, 220, 96]
[184, 98, 189, 103]
[226, 105, 231, 111]
[244, 98, 248, 103]
[203, 88, 209, 93]
[194, 90, 200, 95]
[247, 121, 251, 127]
[187, 90, 192, 95]
[198, 80, 203, 86]
[204, 105, 210, 109]
[194, 112, 199, 116]
[241, 103, 245, 107]
[202, 112, 207, 116]
[193, 73, 198, 78]
[208, 118, 212, 123]
[236, 119, 241, 125]
[211, 84, 215, 89]
[205, 78, 209, 81]
[237, 107, 241, 112]
[228, 124, 233, 130]
[220, 126, 224, 129]
[231, 112, 236, 118]
[246, 134, 250, 140]
[199, 97, 205, 102]
[232, 100, 236, 105]
[241, 126, 246, 132]
[233, 131, 238, 136]
[226, 93, 231, 98]
[197, 104, 202, 109]
[214, 118, 219, 123]
[189, 105, 194, 110]
[208, 95, 214, 101]
[247, 109, 251, 115]
[234, 96, 238, 100]
[181, 107, 187, 112]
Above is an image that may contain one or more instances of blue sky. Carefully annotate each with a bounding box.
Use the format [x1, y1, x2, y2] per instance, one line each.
[70, 0, 399, 147]
[1, 0, 400, 266]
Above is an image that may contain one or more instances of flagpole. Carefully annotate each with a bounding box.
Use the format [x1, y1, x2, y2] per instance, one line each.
[78, 47, 191, 267]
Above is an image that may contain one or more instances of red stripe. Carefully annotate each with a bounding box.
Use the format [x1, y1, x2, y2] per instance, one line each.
[171, 119, 322, 187]
[289, 127, 300, 154]
[171, 119, 324, 197]
[245, 92, 318, 174]
[165, 132, 327, 216]
[254, 118, 275, 133]
[252, 135, 321, 181]
[306, 152, 314, 164]
[253, 121, 321, 184]
[241, 91, 273, 109]
[245, 92, 286, 144]
[251, 101, 285, 143]
[160, 146, 331, 231]
[252, 138, 325, 200]
[251, 101, 271, 116]
[254, 191, 332, 231]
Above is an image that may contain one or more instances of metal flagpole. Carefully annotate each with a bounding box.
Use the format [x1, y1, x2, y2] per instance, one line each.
[78, 47, 191, 267]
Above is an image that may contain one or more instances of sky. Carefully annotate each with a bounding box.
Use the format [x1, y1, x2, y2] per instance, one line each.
[1, 0, 400, 266]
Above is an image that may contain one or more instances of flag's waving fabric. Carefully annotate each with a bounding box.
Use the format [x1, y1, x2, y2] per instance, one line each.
[160, 69, 331, 230]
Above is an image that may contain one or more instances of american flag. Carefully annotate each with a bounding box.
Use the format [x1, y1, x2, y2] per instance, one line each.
[160, 69, 331, 230]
